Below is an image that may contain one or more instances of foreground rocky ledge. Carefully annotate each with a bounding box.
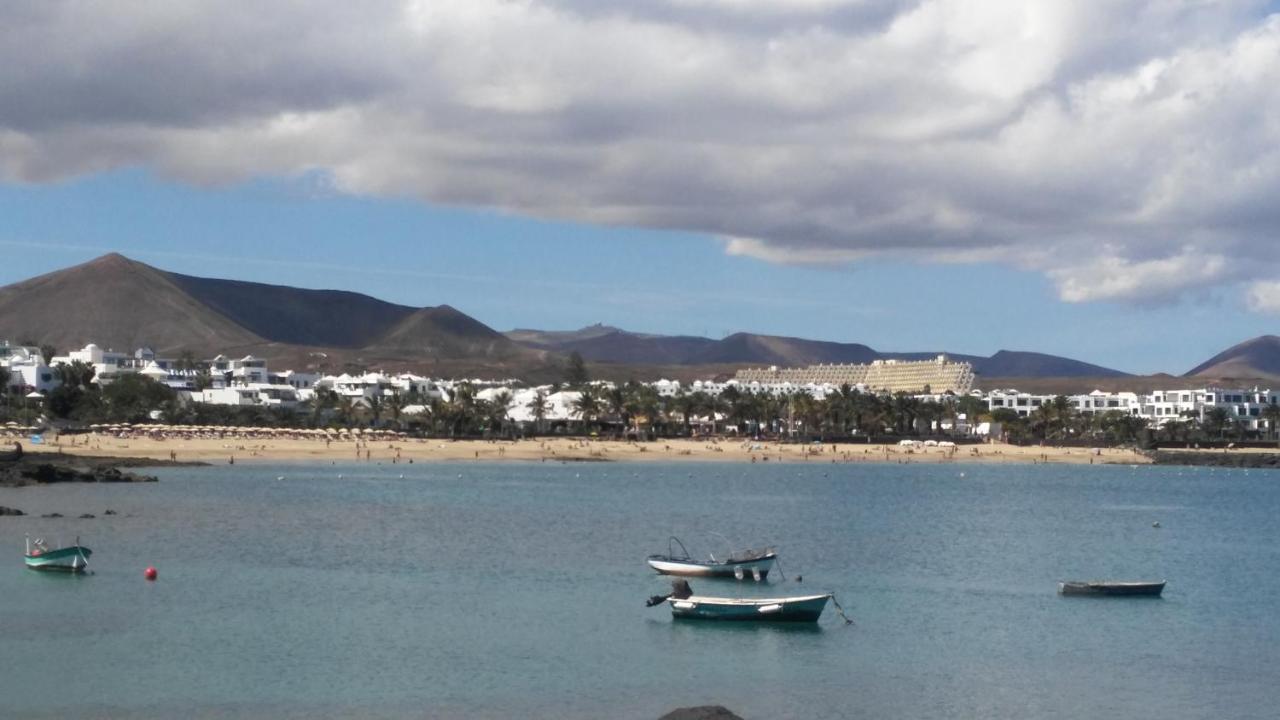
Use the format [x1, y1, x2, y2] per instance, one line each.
[0, 451, 200, 487]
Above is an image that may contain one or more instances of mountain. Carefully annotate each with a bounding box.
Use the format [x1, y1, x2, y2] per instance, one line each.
[968, 350, 1129, 378]
[167, 270, 417, 348]
[0, 254, 542, 369]
[506, 323, 640, 348]
[505, 325, 1130, 378]
[0, 253, 263, 353]
[1186, 335, 1280, 379]
[0, 254, 1131, 380]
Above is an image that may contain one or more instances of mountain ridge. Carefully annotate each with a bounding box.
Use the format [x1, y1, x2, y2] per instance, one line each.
[501, 325, 1131, 378]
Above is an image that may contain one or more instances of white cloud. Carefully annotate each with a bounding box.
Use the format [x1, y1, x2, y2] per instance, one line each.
[1, 1, 1279, 307]
[1246, 281, 1280, 315]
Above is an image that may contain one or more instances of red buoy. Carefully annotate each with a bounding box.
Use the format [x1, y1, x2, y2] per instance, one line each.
[144, 566, 158, 581]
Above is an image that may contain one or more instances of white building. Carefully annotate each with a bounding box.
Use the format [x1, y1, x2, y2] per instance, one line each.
[0, 341, 57, 393]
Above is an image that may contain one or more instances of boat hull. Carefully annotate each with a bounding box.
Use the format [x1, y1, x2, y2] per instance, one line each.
[1058, 580, 1165, 596]
[24, 546, 92, 573]
[668, 593, 831, 622]
[647, 555, 775, 580]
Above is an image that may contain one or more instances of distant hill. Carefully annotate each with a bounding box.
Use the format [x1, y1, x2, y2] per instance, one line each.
[0, 254, 1131, 381]
[505, 325, 1130, 379]
[0, 253, 263, 353]
[0, 254, 543, 370]
[168, 271, 417, 348]
[1186, 335, 1280, 379]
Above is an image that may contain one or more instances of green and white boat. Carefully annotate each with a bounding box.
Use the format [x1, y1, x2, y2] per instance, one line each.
[647, 579, 833, 622]
[24, 536, 92, 573]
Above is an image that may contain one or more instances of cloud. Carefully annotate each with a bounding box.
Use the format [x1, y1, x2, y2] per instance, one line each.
[1246, 281, 1280, 315]
[2, 1, 1280, 306]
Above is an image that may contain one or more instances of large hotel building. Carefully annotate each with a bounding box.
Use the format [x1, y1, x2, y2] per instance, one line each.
[734, 355, 975, 394]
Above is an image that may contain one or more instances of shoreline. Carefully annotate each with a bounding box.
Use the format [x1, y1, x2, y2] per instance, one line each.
[29, 434, 1154, 467]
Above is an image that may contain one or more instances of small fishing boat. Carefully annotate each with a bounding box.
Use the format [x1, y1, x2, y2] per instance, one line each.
[646, 579, 831, 622]
[1058, 580, 1165, 596]
[647, 536, 776, 581]
[24, 536, 92, 573]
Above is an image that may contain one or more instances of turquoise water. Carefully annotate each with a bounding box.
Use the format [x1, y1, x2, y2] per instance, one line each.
[2, 461, 1279, 719]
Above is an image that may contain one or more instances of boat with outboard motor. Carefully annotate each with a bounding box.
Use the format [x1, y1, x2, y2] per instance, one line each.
[24, 536, 92, 573]
[646, 536, 776, 581]
[646, 579, 836, 622]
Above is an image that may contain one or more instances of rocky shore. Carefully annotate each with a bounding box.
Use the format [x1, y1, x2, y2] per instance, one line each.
[0, 450, 200, 488]
[1145, 450, 1280, 469]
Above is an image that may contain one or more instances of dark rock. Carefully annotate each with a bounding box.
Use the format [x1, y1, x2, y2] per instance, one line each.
[41, 513, 63, 518]
[1146, 451, 1280, 469]
[79, 513, 96, 519]
[104, 509, 117, 515]
[1, 453, 163, 487]
[659, 707, 745, 720]
[0, 506, 25, 516]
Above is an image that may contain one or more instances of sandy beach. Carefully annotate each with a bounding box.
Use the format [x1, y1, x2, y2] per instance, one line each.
[23, 433, 1152, 466]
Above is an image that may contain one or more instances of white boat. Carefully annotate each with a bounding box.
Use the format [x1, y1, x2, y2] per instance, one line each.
[646, 536, 776, 581]
[646, 579, 831, 622]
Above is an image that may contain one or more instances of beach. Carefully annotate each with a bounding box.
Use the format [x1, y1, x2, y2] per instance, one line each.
[29, 432, 1152, 466]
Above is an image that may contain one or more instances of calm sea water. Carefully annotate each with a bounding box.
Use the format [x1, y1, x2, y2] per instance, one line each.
[2, 460, 1279, 719]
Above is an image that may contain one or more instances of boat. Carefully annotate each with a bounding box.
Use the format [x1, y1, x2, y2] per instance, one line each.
[646, 536, 776, 581]
[24, 536, 92, 573]
[646, 579, 830, 622]
[667, 593, 833, 622]
[1058, 580, 1165, 596]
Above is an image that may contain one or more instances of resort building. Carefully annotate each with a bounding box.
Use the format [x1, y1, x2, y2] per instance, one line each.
[0, 342, 57, 393]
[736, 355, 975, 395]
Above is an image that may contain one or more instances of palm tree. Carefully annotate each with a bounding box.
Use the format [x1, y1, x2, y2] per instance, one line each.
[526, 390, 551, 435]
[672, 390, 698, 436]
[336, 396, 357, 426]
[386, 390, 406, 428]
[571, 387, 600, 432]
[488, 390, 513, 437]
[1262, 402, 1280, 443]
[1203, 407, 1231, 439]
[604, 385, 631, 435]
[0, 367, 10, 414]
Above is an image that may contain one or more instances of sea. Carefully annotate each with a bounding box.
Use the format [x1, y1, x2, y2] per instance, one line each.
[2, 460, 1278, 719]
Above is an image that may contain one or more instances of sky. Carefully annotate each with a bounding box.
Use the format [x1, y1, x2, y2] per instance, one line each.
[2, 1, 1280, 375]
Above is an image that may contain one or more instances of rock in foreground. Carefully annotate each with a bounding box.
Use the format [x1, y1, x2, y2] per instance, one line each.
[0, 453, 162, 487]
[659, 707, 745, 720]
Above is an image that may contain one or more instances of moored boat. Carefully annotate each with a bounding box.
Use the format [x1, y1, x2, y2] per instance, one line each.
[667, 592, 832, 622]
[1058, 580, 1165, 596]
[646, 580, 848, 624]
[24, 536, 92, 573]
[646, 536, 776, 581]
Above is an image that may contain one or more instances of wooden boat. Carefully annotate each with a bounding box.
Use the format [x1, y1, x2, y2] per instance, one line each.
[647, 536, 776, 581]
[24, 536, 92, 573]
[1058, 580, 1165, 596]
[667, 593, 832, 622]
[647, 579, 832, 622]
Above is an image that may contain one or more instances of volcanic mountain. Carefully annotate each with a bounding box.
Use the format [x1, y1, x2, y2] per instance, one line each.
[1186, 335, 1280, 380]
[504, 325, 1129, 378]
[0, 254, 542, 369]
